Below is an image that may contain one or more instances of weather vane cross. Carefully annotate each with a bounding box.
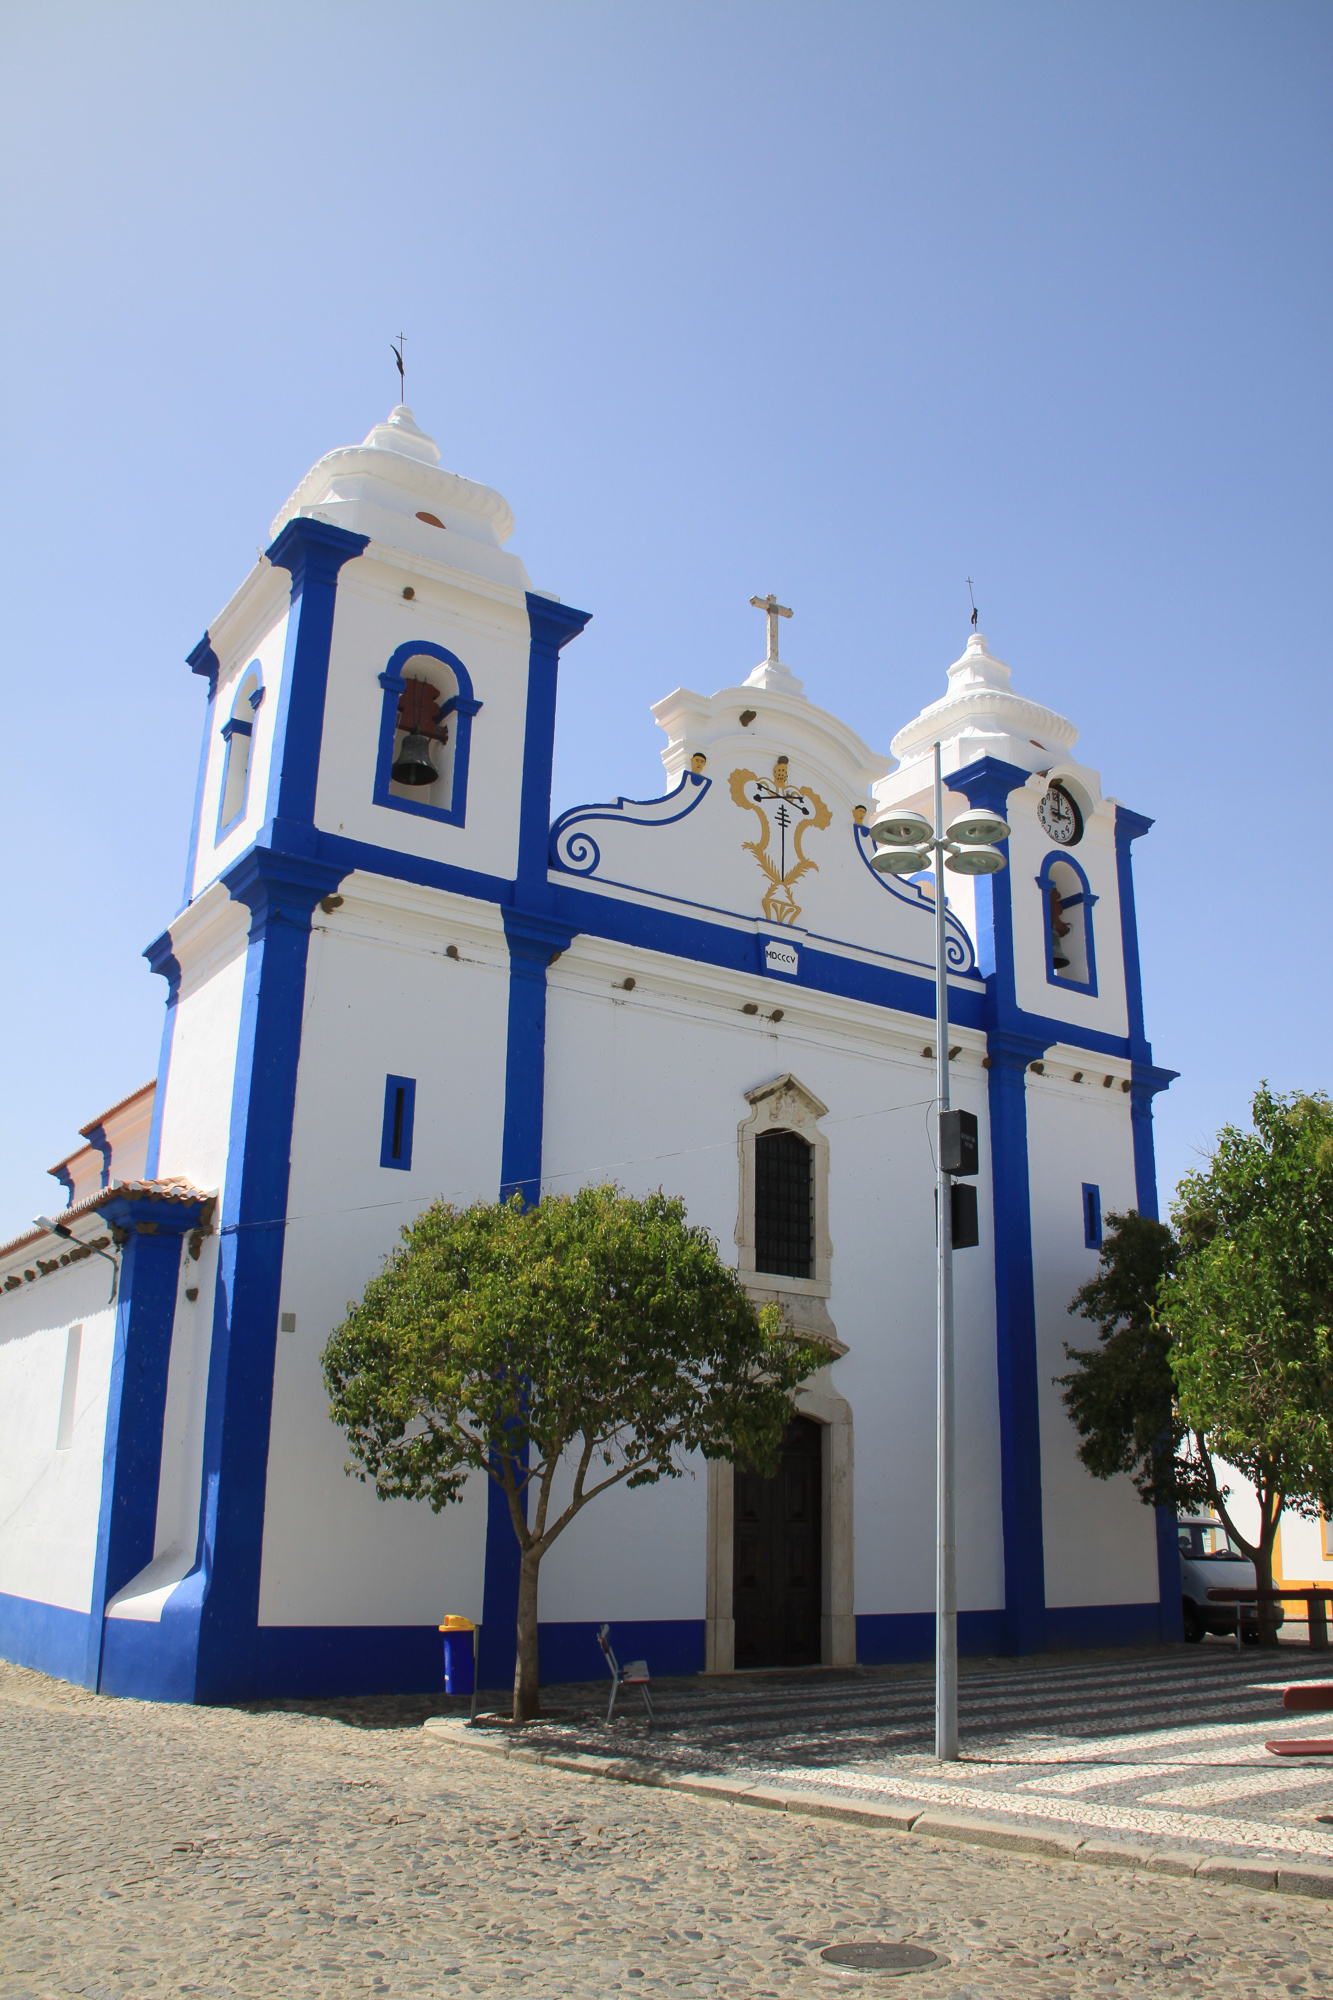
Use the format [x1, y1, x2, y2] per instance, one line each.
[966, 577, 978, 629]
[749, 592, 792, 666]
[391, 333, 406, 402]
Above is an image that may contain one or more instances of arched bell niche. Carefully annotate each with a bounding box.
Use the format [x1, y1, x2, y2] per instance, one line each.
[215, 662, 264, 842]
[1037, 850, 1098, 996]
[371, 640, 483, 829]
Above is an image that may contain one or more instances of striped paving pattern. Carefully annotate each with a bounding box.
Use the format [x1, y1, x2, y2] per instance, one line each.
[515, 1646, 1333, 1861]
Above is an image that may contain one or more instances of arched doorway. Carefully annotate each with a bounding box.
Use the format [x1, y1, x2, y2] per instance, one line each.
[733, 1415, 823, 1668]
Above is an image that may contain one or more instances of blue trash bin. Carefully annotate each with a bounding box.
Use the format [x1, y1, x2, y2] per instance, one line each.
[442, 1630, 475, 1697]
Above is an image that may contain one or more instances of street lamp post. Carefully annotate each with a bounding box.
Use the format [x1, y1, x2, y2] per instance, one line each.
[868, 741, 1008, 1762]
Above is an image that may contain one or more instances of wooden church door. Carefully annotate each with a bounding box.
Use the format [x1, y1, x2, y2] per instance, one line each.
[733, 1416, 823, 1668]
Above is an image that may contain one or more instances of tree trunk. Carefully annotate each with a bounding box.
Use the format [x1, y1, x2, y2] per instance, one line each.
[1255, 1507, 1282, 1649]
[513, 1548, 543, 1721]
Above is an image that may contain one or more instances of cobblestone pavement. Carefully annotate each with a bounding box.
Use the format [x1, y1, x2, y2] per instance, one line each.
[3, 1659, 1333, 2000]
[459, 1645, 1333, 1864]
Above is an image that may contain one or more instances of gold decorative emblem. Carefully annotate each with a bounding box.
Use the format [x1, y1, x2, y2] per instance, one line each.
[729, 757, 832, 926]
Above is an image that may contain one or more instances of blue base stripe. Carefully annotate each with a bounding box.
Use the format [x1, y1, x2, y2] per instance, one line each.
[0, 1591, 94, 1687]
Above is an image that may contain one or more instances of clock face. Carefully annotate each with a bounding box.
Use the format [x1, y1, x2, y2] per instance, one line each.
[1038, 785, 1083, 846]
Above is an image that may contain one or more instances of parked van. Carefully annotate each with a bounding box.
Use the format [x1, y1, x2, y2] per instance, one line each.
[1177, 1517, 1284, 1643]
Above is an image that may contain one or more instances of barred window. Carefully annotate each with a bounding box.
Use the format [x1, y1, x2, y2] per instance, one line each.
[755, 1130, 812, 1279]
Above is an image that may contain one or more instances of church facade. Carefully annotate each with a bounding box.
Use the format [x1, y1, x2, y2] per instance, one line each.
[0, 405, 1181, 1702]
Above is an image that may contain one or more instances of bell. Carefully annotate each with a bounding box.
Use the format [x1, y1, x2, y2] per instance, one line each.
[392, 730, 437, 787]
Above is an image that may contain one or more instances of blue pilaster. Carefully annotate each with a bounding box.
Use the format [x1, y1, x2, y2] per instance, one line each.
[517, 594, 592, 890]
[474, 595, 590, 1697]
[142, 933, 182, 1181]
[1114, 806, 1182, 1641]
[985, 1033, 1050, 1654]
[85, 1191, 212, 1692]
[952, 757, 1050, 1654]
[262, 517, 369, 852]
[187, 847, 344, 1701]
[181, 635, 220, 906]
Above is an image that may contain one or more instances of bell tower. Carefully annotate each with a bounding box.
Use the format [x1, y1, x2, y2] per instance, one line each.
[118, 408, 589, 1703]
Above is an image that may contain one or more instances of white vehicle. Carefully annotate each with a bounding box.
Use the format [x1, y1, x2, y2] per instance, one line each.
[1177, 1517, 1284, 1644]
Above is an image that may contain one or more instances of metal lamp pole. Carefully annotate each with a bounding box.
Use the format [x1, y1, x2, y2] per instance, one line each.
[931, 740, 958, 1762]
[866, 740, 1008, 1764]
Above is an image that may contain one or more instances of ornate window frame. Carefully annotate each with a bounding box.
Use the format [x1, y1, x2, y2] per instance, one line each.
[735, 1073, 840, 1351]
[371, 639, 483, 829]
[705, 1073, 854, 1674]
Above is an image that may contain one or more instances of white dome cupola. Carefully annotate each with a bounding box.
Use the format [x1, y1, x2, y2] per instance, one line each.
[882, 629, 1079, 797]
[268, 405, 529, 592]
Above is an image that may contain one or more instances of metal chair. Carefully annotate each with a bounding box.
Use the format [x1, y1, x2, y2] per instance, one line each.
[597, 1623, 654, 1725]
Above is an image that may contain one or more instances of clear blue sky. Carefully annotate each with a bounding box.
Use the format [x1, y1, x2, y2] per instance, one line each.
[2, 2, 1329, 1231]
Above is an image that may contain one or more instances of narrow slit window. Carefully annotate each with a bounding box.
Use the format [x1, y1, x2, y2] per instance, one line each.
[1083, 1182, 1102, 1249]
[380, 1075, 416, 1171]
[216, 665, 264, 842]
[754, 1130, 813, 1278]
[56, 1324, 82, 1450]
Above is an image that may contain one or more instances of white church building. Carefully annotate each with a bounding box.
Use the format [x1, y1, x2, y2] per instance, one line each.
[0, 405, 1184, 1702]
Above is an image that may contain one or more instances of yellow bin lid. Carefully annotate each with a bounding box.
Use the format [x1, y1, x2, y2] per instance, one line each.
[439, 1616, 475, 1632]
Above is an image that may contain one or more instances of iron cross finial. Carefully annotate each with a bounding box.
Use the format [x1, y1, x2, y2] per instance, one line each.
[749, 592, 793, 666]
[391, 333, 406, 403]
[966, 577, 978, 629]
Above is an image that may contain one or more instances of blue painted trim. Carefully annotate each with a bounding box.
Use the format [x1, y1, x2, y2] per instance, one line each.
[261, 517, 368, 852]
[146, 846, 345, 1706]
[84, 1193, 209, 1691]
[1036, 849, 1099, 997]
[379, 1074, 416, 1171]
[99, 1617, 703, 1701]
[1082, 1182, 1102, 1249]
[478, 907, 578, 1694]
[549, 772, 710, 876]
[947, 760, 1050, 1656]
[552, 879, 990, 1031]
[538, 1618, 704, 1685]
[182, 636, 220, 904]
[1042, 1601, 1165, 1650]
[1128, 1067, 1176, 1224]
[142, 934, 182, 1181]
[986, 1036, 1049, 1654]
[51, 1162, 75, 1205]
[499, 908, 577, 1209]
[1155, 1506, 1185, 1643]
[856, 1609, 1005, 1663]
[0, 1590, 92, 1687]
[518, 594, 592, 890]
[371, 641, 483, 828]
[1114, 806, 1154, 1065]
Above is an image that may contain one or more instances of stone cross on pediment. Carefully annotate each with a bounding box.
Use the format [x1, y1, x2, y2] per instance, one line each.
[749, 593, 792, 666]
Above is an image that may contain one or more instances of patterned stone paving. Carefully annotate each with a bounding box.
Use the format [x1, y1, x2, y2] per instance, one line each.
[451, 1645, 1333, 1863]
[3, 1654, 1333, 1999]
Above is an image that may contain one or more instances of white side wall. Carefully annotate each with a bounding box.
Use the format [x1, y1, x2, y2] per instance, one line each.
[0, 1266, 118, 1612]
[255, 883, 510, 1627]
[534, 935, 1005, 1628]
[191, 605, 292, 902]
[1028, 1075, 1160, 1608]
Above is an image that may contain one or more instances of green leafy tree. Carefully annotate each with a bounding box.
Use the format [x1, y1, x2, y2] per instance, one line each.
[1057, 1210, 1199, 1507]
[1060, 1087, 1333, 1646]
[1161, 1087, 1333, 1641]
[322, 1184, 823, 1719]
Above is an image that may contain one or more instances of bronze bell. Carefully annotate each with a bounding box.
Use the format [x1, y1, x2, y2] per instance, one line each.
[392, 730, 438, 787]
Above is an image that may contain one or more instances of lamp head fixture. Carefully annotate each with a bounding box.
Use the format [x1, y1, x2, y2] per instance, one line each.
[869, 810, 934, 848]
[872, 847, 932, 876]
